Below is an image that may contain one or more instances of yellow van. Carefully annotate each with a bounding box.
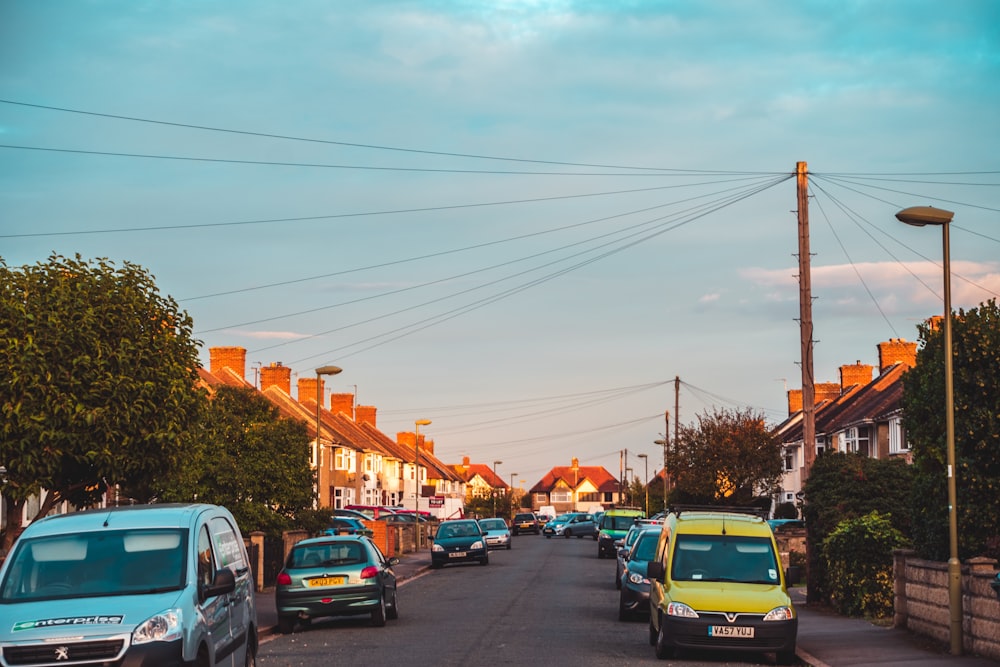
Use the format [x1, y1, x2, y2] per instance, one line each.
[647, 507, 797, 664]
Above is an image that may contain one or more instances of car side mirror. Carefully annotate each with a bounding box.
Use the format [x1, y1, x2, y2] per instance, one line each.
[387, 557, 400, 567]
[201, 567, 236, 602]
[648, 561, 664, 580]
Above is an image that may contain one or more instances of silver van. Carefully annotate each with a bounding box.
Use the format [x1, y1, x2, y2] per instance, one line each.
[0, 503, 257, 666]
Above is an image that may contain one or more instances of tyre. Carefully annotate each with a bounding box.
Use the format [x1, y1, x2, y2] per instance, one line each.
[618, 592, 630, 621]
[615, 569, 622, 590]
[480, 555, 489, 565]
[776, 648, 797, 665]
[564, 530, 571, 539]
[598, 549, 605, 559]
[546, 534, 552, 539]
[654, 615, 675, 659]
[506, 542, 511, 550]
[244, 637, 256, 667]
[371, 592, 387, 627]
[648, 619, 658, 646]
[386, 587, 399, 620]
[277, 616, 295, 635]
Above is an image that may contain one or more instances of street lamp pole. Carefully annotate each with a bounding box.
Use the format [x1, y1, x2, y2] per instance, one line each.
[626, 468, 633, 506]
[509, 472, 518, 517]
[493, 460, 502, 517]
[896, 205, 961, 655]
[314, 365, 342, 509]
[637, 454, 648, 515]
[413, 419, 432, 552]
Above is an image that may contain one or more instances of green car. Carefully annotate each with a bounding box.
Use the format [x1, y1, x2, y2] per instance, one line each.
[598, 508, 645, 558]
[275, 535, 399, 633]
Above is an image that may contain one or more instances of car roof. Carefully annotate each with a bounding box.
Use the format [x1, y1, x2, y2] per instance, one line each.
[296, 534, 372, 547]
[17, 503, 221, 537]
[670, 510, 770, 537]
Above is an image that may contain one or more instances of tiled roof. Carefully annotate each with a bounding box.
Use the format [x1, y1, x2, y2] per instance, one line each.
[529, 465, 618, 494]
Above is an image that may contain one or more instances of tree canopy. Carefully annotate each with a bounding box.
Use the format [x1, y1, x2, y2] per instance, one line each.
[0, 254, 205, 552]
[668, 407, 782, 506]
[903, 299, 1000, 561]
[185, 384, 315, 535]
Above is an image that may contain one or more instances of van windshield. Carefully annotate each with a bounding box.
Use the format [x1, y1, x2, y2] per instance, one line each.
[0, 529, 187, 602]
[671, 534, 779, 584]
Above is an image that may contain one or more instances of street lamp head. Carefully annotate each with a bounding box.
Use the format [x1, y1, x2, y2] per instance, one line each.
[653, 439, 666, 445]
[637, 453, 648, 459]
[415, 419, 432, 427]
[895, 206, 954, 227]
[315, 365, 343, 376]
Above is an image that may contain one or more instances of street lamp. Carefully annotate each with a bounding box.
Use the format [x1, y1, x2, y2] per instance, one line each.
[314, 365, 342, 509]
[654, 438, 668, 510]
[493, 460, 502, 517]
[414, 419, 432, 551]
[637, 454, 649, 515]
[509, 472, 518, 517]
[896, 205, 960, 655]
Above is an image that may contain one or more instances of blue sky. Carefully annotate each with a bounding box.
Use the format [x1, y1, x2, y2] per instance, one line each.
[2, 1, 998, 488]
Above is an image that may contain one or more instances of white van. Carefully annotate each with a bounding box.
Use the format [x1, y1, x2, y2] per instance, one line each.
[0, 503, 257, 666]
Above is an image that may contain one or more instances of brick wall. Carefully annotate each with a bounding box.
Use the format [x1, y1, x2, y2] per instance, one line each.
[840, 362, 873, 389]
[879, 338, 917, 371]
[260, 362, 291, 394]
[893, 549, 1000, 660]
[209, 346, 246, 378]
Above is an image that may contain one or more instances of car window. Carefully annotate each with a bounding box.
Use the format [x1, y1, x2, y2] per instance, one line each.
[479, 519, 506, 530]
[632, 533, 659, 561]
[671, 535, 778, 584]
[290, 541, 365, 568]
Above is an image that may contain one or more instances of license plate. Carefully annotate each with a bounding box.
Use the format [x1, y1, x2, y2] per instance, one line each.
[449, 551, 467, 558]
[307, 576, 346, 587]
[709, 625, 754, 638]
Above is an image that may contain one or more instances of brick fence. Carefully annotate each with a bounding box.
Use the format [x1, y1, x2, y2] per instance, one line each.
[893, 549, 1000, 660]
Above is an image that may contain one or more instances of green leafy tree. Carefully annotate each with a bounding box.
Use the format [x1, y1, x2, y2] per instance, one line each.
[801, 452, 914, 602]
[0, 254, 205, 552]
[668, 407, 783, 506]
[180, 385, 315, 536]
[903, 299, 1000, 561]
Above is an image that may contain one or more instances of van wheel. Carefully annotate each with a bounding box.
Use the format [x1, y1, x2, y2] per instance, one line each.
[277, 616, 295, 634]
[648, 618, 658, 646]
[654, 615, 675, 659]
[244, 642, 256, 667]
[371, 593, 387, 627]
[196, 647, 211, 667]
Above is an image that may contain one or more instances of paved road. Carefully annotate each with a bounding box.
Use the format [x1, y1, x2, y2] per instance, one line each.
[257, 532, 796, 666]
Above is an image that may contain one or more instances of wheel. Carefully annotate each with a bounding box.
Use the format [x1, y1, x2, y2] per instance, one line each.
[244, 638, 256, 667]
[593, 533, 599, 541]
[371, 592, 387, 627]
[654, 614, 675, 659]
[480, 555, 489, 565]
[564, 529, 572, 539]
[615, 569, 622, 590]
[776, 648, 797, 665]
[506, 542, 511, 550]
[386, 587, 399, 620]
[277, 616, 295, 634]
[618, 592, 630, 621]
[546, 534, 552, 539]
[648, 619, 658, 646]
[598, 549, 605, 559]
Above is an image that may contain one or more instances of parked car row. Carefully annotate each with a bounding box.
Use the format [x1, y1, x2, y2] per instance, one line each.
[599, 506, 799, 665]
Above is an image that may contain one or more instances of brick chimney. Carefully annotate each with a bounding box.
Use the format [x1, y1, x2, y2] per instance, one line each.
[330, 393, 354, 418]
[260, 362, 291, 394]
[878, 338, 917, 372]
[209, 346, 246, 379]
[787, 382, 843, 415]
[356, 405, 377, 428]
[298, 377, 323, 406]
[840, 361, 874, 390]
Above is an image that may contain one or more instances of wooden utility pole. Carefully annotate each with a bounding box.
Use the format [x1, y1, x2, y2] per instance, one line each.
[796, 161, 816, 481]
[674, 376, 680, 445]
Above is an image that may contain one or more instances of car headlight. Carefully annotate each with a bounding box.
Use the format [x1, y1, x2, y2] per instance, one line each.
[665, 602, 699, 618]
[628, 572, 648, 585]
[599, 531, 610, 540]
[432, 543, 444, 552]
[471, 540, 484, 549]
[133, 609, 183, 644]
[764, 606, 795, 621]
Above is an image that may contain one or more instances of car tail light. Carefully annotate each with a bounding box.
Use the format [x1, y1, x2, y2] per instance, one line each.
[276, 572, 292, 585]
[360, 566, 379, 579]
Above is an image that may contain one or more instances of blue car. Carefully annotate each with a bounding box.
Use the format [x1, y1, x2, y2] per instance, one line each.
[618, 526, 662, 620]
[431, 519, 489, 568]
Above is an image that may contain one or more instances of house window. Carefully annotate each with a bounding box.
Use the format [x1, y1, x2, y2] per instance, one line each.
[842, 427, 870, 455]
[784, 453, 795, 472]
[888, 417, 909, 454]
[334, 448, 355, 472]
[579, 492, 598, 503]
[333, 487, 355, 509]
[784, 492, 795, 502]
[551, 490, 571, 503]
[534, 493, 547, 505]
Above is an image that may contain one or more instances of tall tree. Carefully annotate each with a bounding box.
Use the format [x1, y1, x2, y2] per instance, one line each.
[668, 407, 782, 505]
[903, 299, 1000, 561]
[186, 385, 315, 534]
[0, 254, 205, 552]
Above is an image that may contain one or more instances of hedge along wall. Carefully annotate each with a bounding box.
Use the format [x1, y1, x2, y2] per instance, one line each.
[893, 549, 1000, 660]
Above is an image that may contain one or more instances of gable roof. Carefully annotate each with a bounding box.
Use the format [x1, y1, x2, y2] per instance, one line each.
[529, 465, 618, 494]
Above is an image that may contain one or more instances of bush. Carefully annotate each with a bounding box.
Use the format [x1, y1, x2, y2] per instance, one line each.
[823, 511, 907, 618]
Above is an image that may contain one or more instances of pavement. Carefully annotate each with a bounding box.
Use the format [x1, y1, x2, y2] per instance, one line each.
[255, 551, 998, 665]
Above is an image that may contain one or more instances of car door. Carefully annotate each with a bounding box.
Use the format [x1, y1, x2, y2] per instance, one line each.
[197, 523, 234, 665]
[209, 515, 252, 665]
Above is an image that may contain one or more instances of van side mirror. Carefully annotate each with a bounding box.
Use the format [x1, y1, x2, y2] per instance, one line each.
[201, 567, 236, 601]
[648, 561, 664, 580]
